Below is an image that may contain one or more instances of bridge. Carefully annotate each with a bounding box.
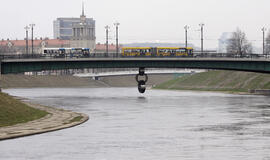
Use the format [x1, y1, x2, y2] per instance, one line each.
[2, 55, 270, 93]
[1, 57, 270, 74]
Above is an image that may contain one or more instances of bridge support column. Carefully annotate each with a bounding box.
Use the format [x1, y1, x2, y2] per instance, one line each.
[0, 58, 2, 92]
[136, 67, 148, 93]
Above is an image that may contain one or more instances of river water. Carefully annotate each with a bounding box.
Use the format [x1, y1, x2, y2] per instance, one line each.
[1, 88, 270, 160]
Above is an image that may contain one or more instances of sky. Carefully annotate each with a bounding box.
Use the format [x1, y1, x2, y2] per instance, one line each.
[0, 0, 270, 49]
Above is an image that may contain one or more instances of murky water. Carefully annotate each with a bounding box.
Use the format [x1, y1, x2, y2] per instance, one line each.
[1, 88, 270, 160]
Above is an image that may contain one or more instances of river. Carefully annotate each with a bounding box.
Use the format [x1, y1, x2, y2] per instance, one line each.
[1, 88, 270, 160]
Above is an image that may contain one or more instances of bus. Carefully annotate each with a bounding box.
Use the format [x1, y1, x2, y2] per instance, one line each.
[42, 48, 91, 58]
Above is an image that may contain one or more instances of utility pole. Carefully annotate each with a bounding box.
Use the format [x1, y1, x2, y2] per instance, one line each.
[199, 23, 204, 54]
[184, 25, 189, 48]
[262, 27, 267, 55]
[114, 22, 120, 57]
[29, 23, 35, 54]
[105, 25, 110, 56]
[24, 25, 30, 54]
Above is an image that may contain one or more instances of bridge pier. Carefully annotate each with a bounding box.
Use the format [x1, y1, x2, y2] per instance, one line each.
[0, 58, 2, 92]
[136, 67, 148, 93]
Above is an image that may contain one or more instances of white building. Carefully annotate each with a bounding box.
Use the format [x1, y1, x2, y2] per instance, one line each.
[218, 32, 232, 53]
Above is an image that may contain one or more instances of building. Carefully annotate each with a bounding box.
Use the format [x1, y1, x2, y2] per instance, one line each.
[0, 38, 70, 54]
[53, 7, 95, 41]
[0, 4, 112, 54]
[218, 32, 232, 53]
[0, 39, 119, 54]
[70, 6, 96, 49]
[53, 18, 95, 40]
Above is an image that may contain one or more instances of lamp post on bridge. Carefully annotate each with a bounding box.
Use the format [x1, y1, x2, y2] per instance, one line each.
[105, 25, 110, 56]
[199, 23, 204, 54]
[29, 23, 35, 54]
[262, 27, 267, 55]
[24, 25, 30, 54]
[114, 22, 120, 57]
[184, 25, 189, 48]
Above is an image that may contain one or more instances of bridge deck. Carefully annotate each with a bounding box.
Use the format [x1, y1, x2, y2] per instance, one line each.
[3, 57, 270, 63]
[2, 57, 270, 74]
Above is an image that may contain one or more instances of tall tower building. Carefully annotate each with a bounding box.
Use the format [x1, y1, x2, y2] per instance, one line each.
[53, 3, 96, 44]
[70, 3, 96, 49]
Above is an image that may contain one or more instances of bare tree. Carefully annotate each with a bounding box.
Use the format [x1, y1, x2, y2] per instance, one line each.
[226, 28, 252, 56]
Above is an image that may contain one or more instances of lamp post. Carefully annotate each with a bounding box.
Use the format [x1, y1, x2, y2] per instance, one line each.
[184, 25, 189, 48]
[262, 27, 267, 55]
[199, 23, 205, 54]
[29, 23, 35, 54]
[24, 25, 30, 54]
[105, 25, 110, 56]
[114, 22, 120, 57]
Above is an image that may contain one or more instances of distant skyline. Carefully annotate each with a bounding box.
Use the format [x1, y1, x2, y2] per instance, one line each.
[0, 0, 270, 49]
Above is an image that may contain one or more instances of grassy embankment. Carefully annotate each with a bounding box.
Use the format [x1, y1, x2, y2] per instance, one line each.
[154, 70, 270, 93]
[0, 92, 48, 127]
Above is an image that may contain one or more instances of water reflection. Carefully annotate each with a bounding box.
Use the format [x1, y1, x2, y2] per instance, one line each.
[1, 88, 270, 160]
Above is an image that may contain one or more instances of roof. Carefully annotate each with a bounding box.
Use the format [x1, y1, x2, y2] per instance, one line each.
[0, 39, 70, 47]
[95, 43, 118, 51]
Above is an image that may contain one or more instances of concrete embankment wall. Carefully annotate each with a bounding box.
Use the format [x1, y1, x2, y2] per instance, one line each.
[0, 75, 106, 88]
[0, 74, 176, 88]
[98, 74, 176, 87]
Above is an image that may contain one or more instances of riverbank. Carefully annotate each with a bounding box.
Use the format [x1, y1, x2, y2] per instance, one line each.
[0, 96, 89, 141]
[0, 74, 175, 88]
[154, 70, 270, 94]
[0, 92, 48, 127]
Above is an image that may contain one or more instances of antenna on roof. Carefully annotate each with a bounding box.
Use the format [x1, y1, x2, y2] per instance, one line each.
[82, 1, 85, 16]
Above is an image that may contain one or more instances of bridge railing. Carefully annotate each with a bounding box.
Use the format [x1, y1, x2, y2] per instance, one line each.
[0, 52, 267, 60]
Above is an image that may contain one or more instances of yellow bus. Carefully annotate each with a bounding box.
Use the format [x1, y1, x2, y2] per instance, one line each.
[122, 47, 152, 57]
[121, 47, 193, 57]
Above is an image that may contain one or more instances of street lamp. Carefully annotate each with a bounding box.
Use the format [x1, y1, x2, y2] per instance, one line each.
[29, 23, 35, 54]
[114, 22, 120, 56]
[24, 25, 30, 54]
[184, 25, 189, 48]
[105, 25, 110, 56]
[199, 23, 205, 54]
[262, 27, 267, 55]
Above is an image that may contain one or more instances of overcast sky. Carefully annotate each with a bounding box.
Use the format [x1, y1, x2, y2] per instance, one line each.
[0, 0, 269, 49]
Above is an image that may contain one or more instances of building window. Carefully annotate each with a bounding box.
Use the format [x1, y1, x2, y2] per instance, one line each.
[60, 29, 72, 35]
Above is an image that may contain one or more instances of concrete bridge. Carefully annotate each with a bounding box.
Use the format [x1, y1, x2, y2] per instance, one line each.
[1, 57, 270, 74]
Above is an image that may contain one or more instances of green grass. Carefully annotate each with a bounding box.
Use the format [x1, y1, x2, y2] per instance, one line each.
[154, 70, 270, 93]
[0, 92, 48, 127]
[69, 116, 83, 123]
